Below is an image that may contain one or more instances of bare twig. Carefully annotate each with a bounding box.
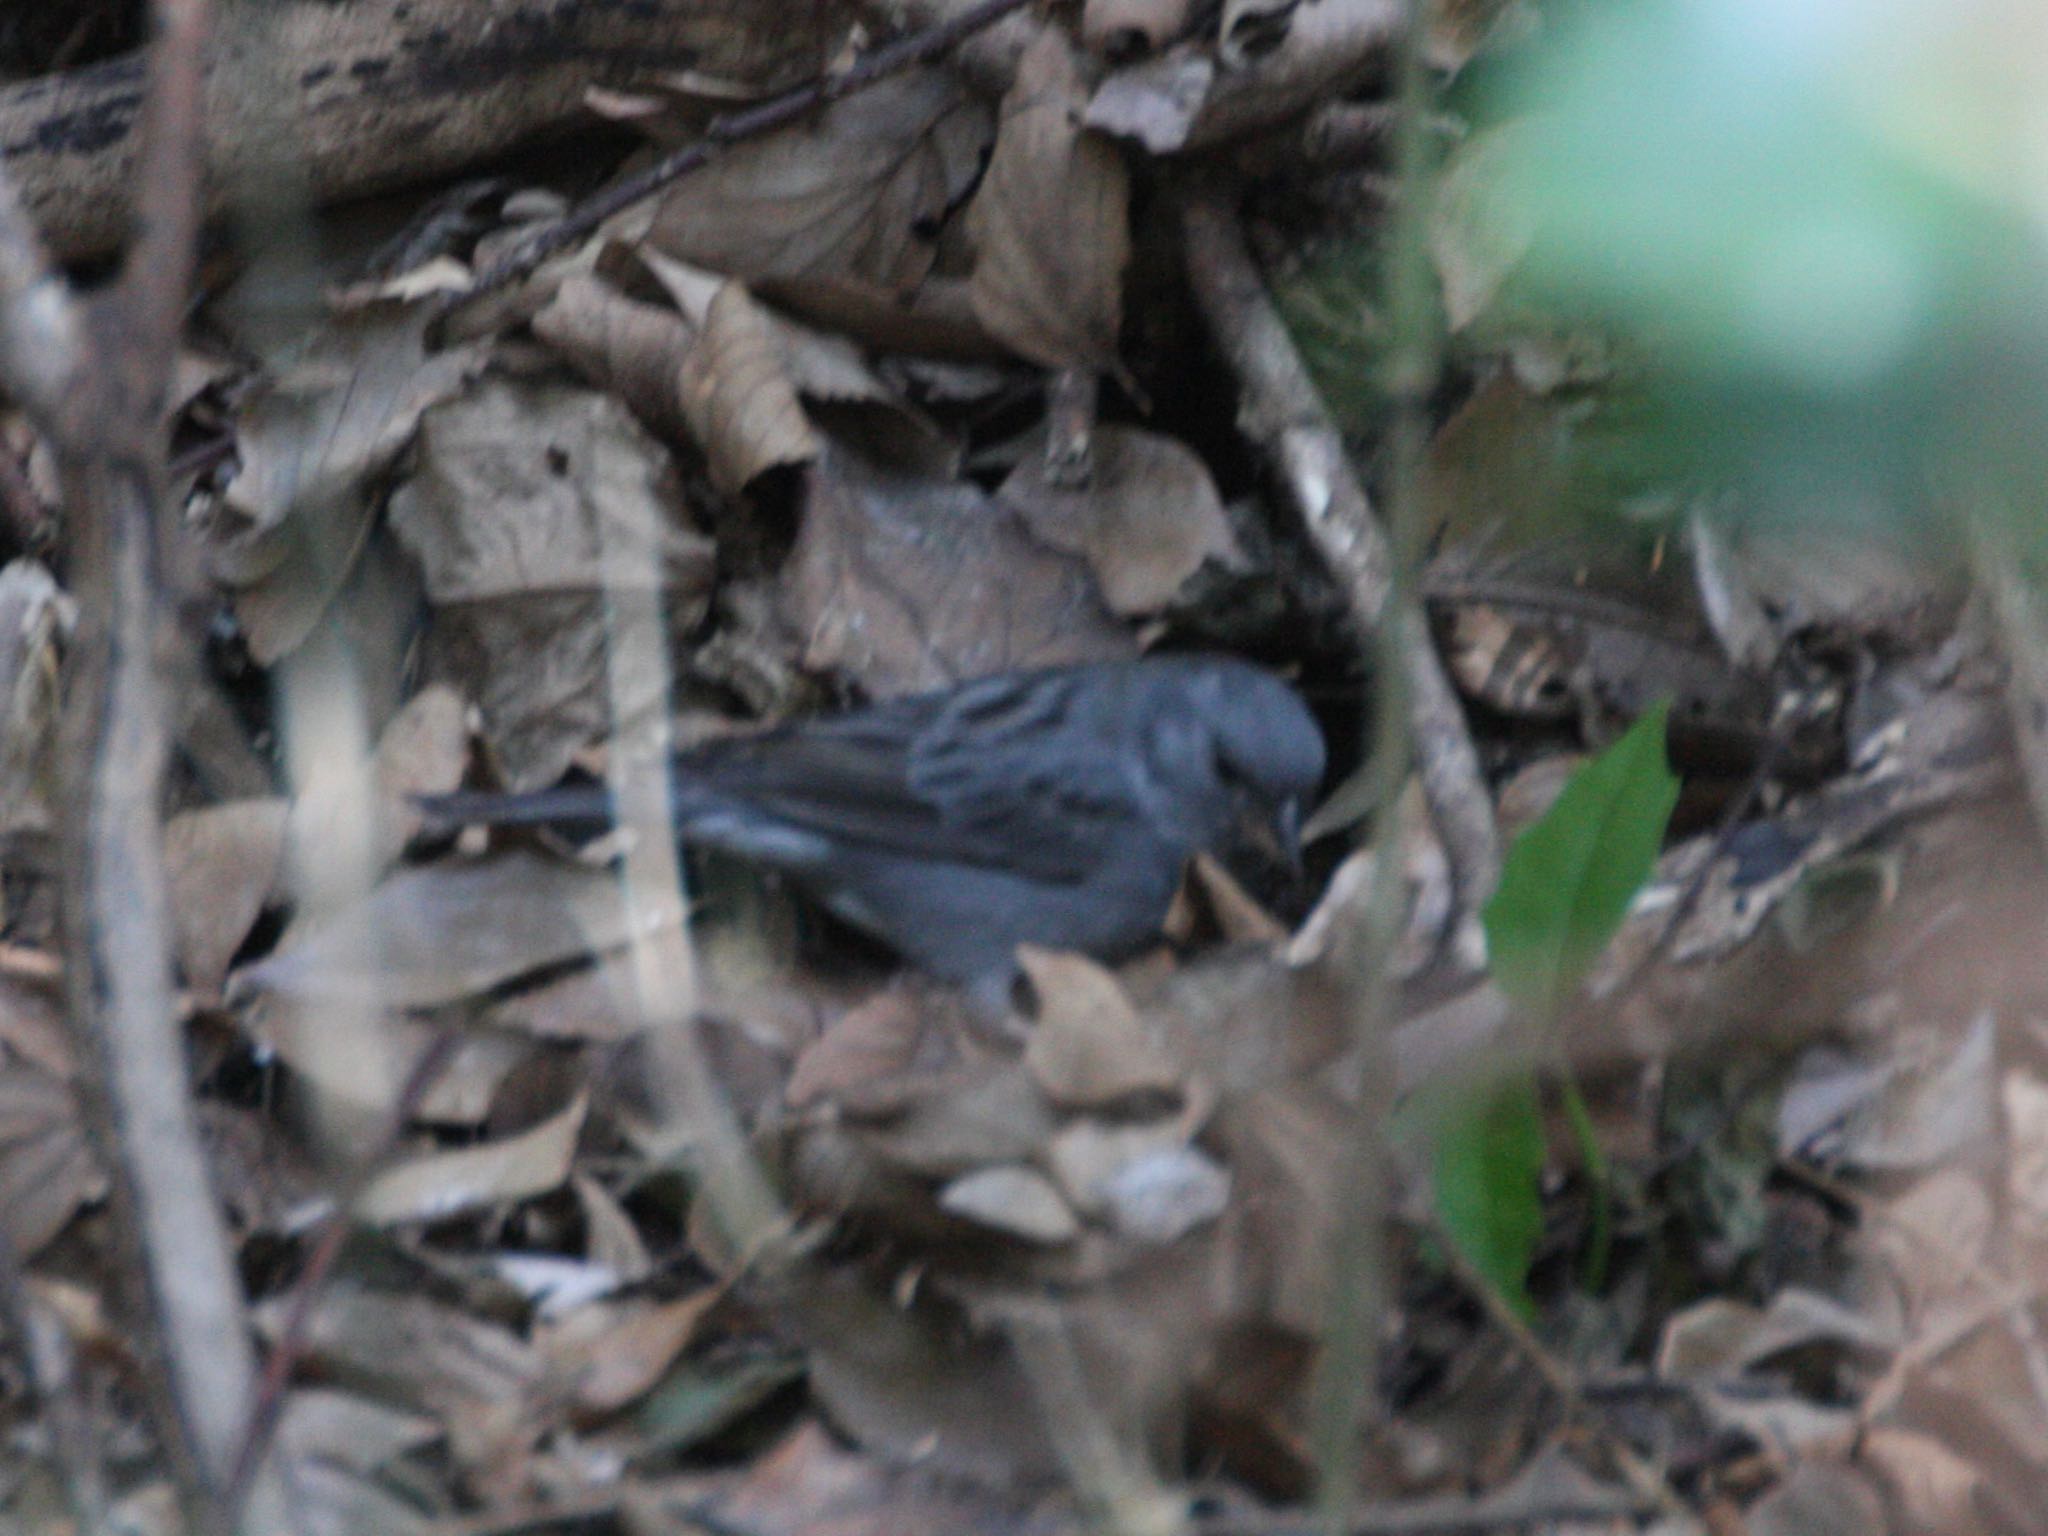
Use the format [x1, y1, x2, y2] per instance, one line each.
[224, 1030, 463, 1519]
[0, 1, 295, 1529]
[1180, 195, 1500, 917]
[454, 0, 1041, 306]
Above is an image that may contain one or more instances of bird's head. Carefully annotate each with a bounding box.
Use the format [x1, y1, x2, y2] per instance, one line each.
[1151, 657, 1327, 869]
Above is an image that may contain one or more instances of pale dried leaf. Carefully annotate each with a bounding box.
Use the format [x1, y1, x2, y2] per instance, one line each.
[239, 850, 685, 1008]
[0, 1064, 101, 1257]
[0, 978, 75, 1079]
[573, 1174, 654, 1285]
[0, 559, 69, 836]
[538, 1290, 718, 1415]
[786, 988, 925, 1109]
[1874, 1171, 1991, 1314]
[757, 272, 1003, 359]
[780, 1272, 1057, 1481]
[394, 1020, 534, 1128]
[1859, 1427, 1987, 1536]
[1777, 1014, 1994, 1171]
[679, 281, 820, 494]
[782, 451, 1132, 696]
[209, 308, 485, 662]
[1745, 1462, 1887, 1536]
[938, 1163, 1079, 1244]
[650, 70, 992, 290]
[860, 1062, 1059, 1176]
[365, 682, 471, 845]
[1084, 47, 1216, 154]
[275, 1387, 442, 1473]
[262, 1286, 544, 1421]
[1000, 424, 1239, 615]
[356, 1094, 588, 1225]
[1021, 946, 1180, 1107]
[531, 274, 695, 439]
[966, 31, 1130, 371]
[1099, 1143, 1229, 1243]
[480, 958, 637, 1042]
[1046, 1118, 1190, 1216]
[387, 375, 714, 788]
[161, 799, 290, 994]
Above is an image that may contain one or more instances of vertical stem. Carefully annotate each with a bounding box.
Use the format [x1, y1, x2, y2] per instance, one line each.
[1309, 1, 1446, 1525]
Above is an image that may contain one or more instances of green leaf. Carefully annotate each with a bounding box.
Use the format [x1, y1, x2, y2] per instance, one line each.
[1483, 701, 1679, 1020]
[1431, 1073, 1547, 1317]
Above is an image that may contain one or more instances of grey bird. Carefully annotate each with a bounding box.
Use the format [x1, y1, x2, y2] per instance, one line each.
[418, 656, 1326, 997]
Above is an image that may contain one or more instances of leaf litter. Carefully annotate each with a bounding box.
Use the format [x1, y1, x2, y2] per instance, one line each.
[6, 0, 2048, 1531]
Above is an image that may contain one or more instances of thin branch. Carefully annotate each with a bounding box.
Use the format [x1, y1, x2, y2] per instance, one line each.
[13, 0, 295, 1529]
[1180, 193, 1500, 915]
[454, 0, 1040, 306]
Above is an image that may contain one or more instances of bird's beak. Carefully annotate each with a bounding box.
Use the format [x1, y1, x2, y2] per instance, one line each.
[1235, 795, 1305, 880]
[1275, 795, 1305, 879]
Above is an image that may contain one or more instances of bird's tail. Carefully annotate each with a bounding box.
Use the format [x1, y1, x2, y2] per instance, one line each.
[414, 784, 617, 842]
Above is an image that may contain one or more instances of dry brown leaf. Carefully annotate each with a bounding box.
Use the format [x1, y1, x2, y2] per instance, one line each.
[356, 1093, 588, 1225]
[780, 1269, 1057, 1482]
[679, 281, 821, 494]
[0, 559, 68, 837]
[572, 1174, 654, 1286]
[1000, 424, 1240, 615]
[641, 1420, 1047, 1536]
[262, 1286, 545, 1433]
[386, 1021, 535, 1130]
[1020, 946, 1180, 1108]
[0, 1062, 102, 1257]
[276, 1387, 442, 1473]
[239, 850, 685, 1009]
[1046, 1119, 1186, 1216]
[860, 1061, 1060, 1177]
[938, 1164, 1080, 1244]
[479, 957, 637, 1043]
[781, 451, 1132, 696]
[1206, 1080, 1350, 1330]
[208, 307, 486, 663]
[1745, 1461, 1887, 1536]
[388, 374, 714, 789]
[0, 977, 75, 1080]
[650, 70, 992, 291]
[367, 682, 471, 839]
[538, 1290, 719, 1417]
[1858, 1427, 1989, 1536]
[162, 799, 292, 994]
[758, 272, 1005, 360]
[531, 273, 696, 440]
[966, 30, 1131, 371]
[786, 988, 926, 1109]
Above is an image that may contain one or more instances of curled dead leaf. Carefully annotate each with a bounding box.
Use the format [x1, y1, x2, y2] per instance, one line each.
[1020, 946, 1181, 1107]
[966, 30, 1131, 371]
[1000, 424, 1241, 615]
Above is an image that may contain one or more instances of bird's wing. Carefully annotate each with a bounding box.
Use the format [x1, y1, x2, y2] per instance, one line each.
[680, 678, 1136, 882]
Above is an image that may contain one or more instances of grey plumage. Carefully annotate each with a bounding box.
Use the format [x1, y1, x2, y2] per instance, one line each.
[418, 656, 1325, 994]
